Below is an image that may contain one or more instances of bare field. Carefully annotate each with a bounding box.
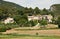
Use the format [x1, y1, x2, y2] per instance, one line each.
[1, 27, 60, 39]
[2, 29, 60, 36]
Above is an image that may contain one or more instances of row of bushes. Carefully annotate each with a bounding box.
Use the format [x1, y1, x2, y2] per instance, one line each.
[0, 24, 19, 32]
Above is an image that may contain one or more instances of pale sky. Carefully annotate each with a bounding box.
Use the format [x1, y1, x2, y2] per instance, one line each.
[4, 0, 60, 9]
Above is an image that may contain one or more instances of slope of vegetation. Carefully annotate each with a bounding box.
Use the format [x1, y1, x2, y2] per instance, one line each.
[0, 0, 60, 32]
[0, 0, 28, 32]
[0, 0, 27, 25]
[50, 4, 60, 17]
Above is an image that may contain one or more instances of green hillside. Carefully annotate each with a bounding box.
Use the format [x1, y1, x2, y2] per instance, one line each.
[0, 0, 24, 17]
[0, 0, 24, 10]
[0, 0, 25, 20]
[50, 4, 60, 17]
[0, 0, 28, 26]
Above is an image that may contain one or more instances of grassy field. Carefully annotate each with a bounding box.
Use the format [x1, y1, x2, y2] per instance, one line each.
[0, 34, 60, 39]
[1, 26, 60, 39]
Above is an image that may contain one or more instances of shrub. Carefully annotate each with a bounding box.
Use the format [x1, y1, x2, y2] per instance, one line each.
[36, 33, 39, 35]
[56, 16, 60, 28]
[28, 20, 38, 27]
[39, 19, 48, 28]
[6, 27, 12, 30]
[0, 27, 6, 32]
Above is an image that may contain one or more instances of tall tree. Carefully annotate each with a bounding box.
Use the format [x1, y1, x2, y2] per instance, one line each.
[41, 8, 49, 15]
[28, 7, 34, 16]
[56, 16, 60, 28]
[23, 7, 29, 14]
[34, 7, 41, 15]
[39, 19, 47, 28]
[23, 7, 34, 16]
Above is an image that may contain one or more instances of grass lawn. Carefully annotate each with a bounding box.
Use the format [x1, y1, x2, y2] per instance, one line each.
[0, 34, 60, 39]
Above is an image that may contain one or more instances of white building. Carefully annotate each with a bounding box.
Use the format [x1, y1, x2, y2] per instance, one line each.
[28, 15, 42, 21]
[28, 14, 53, 22]
[2, 17, 14, 24]
[43, 15, 53, 22]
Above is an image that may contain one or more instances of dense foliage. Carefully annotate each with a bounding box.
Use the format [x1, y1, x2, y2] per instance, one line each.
[38, 19, 48, 28]
[0, 0, 60, 32]
[50, 4, 60, 17]
[56, 16, 60, 28]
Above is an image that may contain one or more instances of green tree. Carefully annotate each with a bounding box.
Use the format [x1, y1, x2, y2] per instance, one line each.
[34, 7, 41, 15]
[41, 8, 49, 15]
[14, 15, 28, 27]
[17, 10, 24, 15]
[24, 7, 34, 16]
[49, 11, 54, 17]
[28, 20, 38, 27]
[56, 16, 60, 28]
[28, 7, 34, 16]
[23, 7, 29, 15]
[39, 19, 47, 28]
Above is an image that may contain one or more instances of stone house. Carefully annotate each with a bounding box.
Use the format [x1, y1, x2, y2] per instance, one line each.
[28, 14, 53, 23]
[2, 17, 14, 24]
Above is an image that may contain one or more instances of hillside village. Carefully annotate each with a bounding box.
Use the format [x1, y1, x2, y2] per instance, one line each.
[0, 0, 60, 32]
[0, 0, 60, 39]
[1, 15, 52, 27]
[28, 14, 53, 22]
[1, 14, 53, 24]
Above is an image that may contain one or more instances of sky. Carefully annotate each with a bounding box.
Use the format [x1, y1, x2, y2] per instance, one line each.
[4, 0, 60, 9]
